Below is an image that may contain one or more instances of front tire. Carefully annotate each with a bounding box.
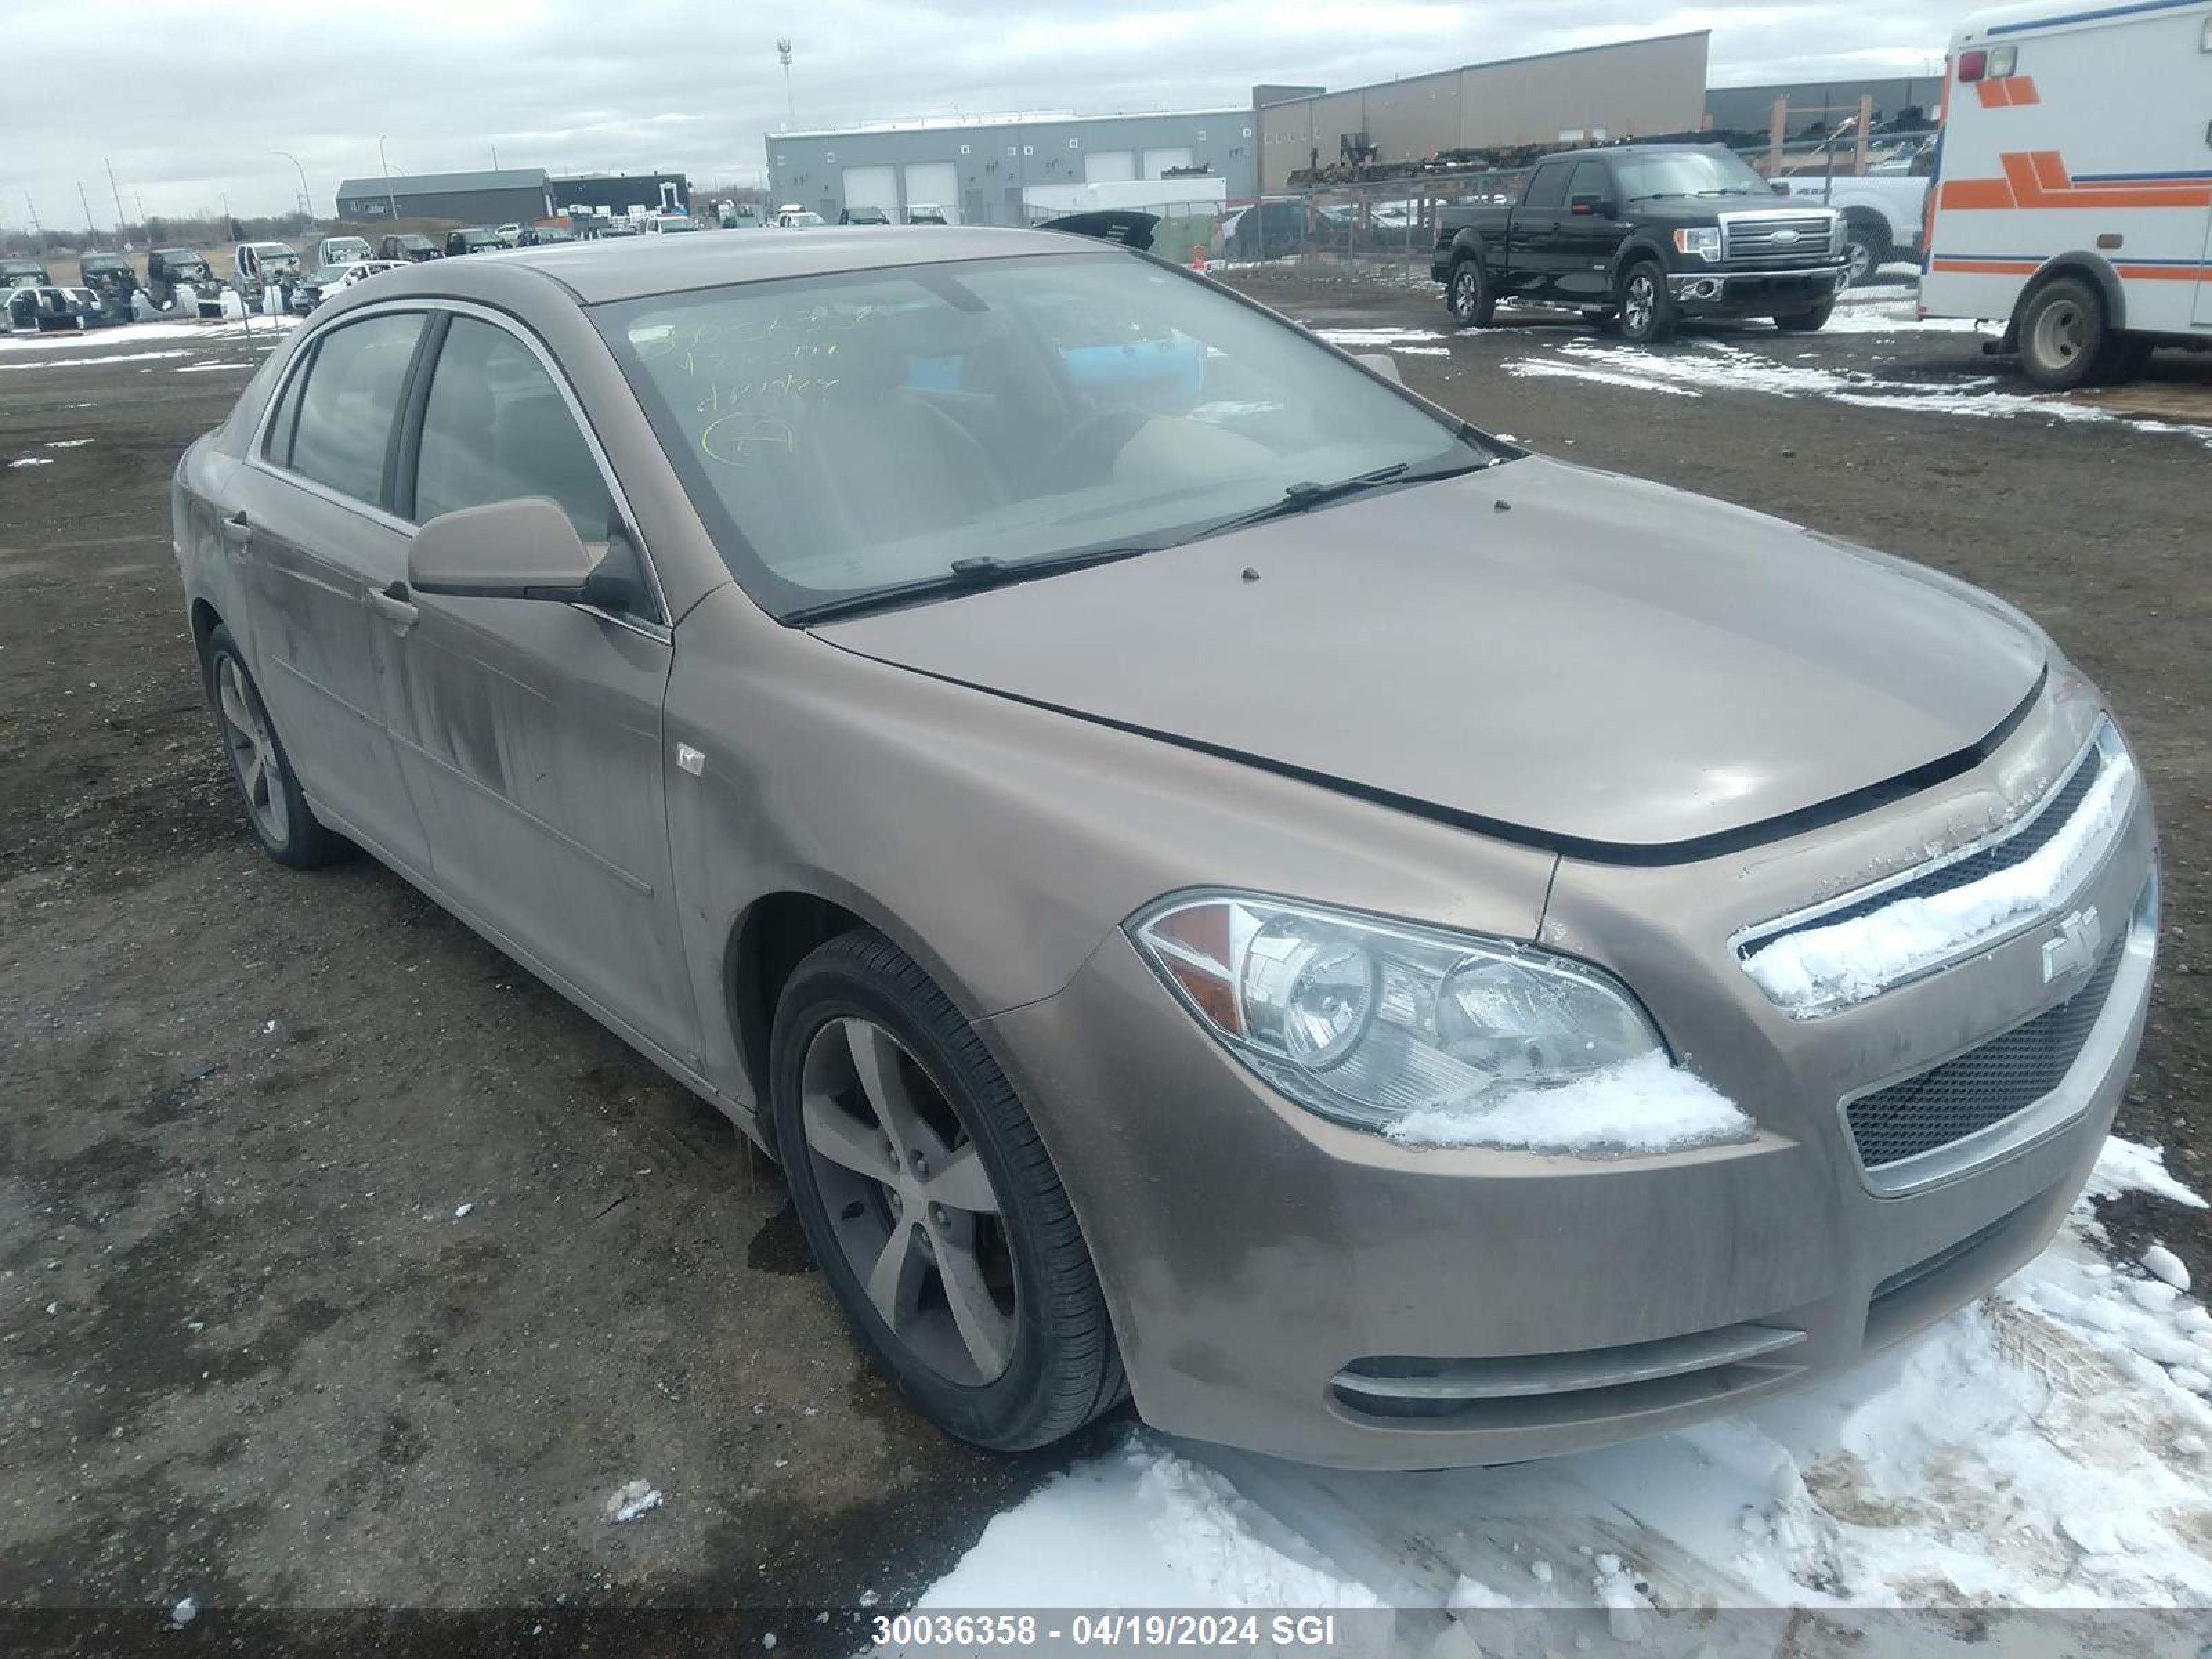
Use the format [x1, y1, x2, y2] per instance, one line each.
[769, 930, 1125, 1452]
[203, 625, 345, 868]
[1841, 218, 1890, 288]
[1773, 299, 1835, 334]
[1446, 256, 1494, 328]
[1615, 260, 1676, 344]
[2018, 276, 2108, 390]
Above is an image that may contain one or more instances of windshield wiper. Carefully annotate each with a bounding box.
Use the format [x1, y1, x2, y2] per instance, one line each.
[784, 543, 1154, 626]
[1194, 455, 1488, 540]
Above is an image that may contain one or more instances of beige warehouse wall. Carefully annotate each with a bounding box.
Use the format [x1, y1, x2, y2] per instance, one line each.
[1257, 32, 1709, 190]
[1458, 32, 1707, 147]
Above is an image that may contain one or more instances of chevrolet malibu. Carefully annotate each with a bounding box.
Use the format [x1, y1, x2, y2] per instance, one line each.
[171, 229, 2157, 1468]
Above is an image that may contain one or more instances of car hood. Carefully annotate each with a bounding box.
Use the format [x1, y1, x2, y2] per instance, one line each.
[814, 458, 2047, 856]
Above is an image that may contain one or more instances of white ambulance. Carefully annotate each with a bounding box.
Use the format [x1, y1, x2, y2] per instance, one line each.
[1919, 0, 2212, 386]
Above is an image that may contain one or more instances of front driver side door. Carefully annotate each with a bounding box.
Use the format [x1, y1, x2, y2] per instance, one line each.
[372, 309, 704, 1067]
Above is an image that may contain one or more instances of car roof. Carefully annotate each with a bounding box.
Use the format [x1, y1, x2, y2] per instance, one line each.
[366, 224, 1111, 305]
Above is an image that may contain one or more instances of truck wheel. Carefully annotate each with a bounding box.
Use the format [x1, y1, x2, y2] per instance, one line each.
[1446, 256, 1494, 328]
[1841, 217, 1891, 288]
[1773, 300, 1835, 334]
[1616, 261, 1676, 344]
[2018, 277, 2108, 391]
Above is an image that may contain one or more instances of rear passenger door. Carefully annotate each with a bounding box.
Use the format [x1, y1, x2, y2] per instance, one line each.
[232, 308, 433, 872]
[375, 309, 702, 1063]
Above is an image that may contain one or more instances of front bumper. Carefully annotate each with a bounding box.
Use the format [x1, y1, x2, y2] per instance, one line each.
[980, 704, 2157, 1470]
[1669, 261, 1848, 311]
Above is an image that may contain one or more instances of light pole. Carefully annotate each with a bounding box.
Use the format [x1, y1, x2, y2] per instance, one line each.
[776, 38, 795, 131]
[274, 151, 312, 223]
[378, 135, 400, 224]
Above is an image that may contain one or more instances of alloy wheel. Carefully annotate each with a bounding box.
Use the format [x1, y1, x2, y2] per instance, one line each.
[1846, 238, 1876, 285]
[1451, 266, 1480, 324]
[1623, 273, 1656, 336]
[216, 657, 290, 845]
[798, 1015, 1017, 1385]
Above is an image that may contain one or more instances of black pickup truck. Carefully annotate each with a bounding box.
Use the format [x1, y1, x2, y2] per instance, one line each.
[1430, 144, 1848, 343]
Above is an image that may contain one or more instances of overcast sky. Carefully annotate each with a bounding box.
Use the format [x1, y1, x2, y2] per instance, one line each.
[10, 1, 1951, 233]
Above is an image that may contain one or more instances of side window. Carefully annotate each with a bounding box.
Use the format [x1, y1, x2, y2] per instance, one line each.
[1566, 160, 1611, 203]
[1521, 165, 1568, 211]
[284, 312, 425, 507]
[263, 342, 315, 467]
[412, 317, 615, 543]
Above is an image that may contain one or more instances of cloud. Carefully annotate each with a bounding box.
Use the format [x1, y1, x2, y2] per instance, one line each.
[8, 1, 1947, 234]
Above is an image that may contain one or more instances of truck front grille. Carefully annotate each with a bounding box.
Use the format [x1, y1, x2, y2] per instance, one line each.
[1843, 931, 2126, 1173]
[1722, 213, 1836, 263]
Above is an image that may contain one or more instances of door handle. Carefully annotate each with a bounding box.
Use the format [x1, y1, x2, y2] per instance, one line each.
[366, 582, 419, 636]
[219, 510, 252, 550]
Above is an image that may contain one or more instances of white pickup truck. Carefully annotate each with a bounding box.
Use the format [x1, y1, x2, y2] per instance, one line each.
[1779, 174, 1929, 285]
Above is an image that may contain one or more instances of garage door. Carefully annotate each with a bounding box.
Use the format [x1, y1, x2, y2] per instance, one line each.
[1141, 147, 1194, 179]
[1083, 151, 1137, 184]
[841, 165, 899, 214]
[902, 161, 960, 221]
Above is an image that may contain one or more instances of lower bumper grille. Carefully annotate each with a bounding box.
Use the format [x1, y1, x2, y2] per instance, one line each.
[1331, 1322, 1806, 1427]
[1845, 932, 2128, 1173]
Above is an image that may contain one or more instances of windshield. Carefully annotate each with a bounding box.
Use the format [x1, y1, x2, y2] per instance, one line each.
[1612, 149, 1771, 200]
[594, 251, 1490, 619]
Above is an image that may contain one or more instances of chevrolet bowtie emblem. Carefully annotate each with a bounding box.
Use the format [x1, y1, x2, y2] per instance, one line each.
[2041, 906, 2103, 984]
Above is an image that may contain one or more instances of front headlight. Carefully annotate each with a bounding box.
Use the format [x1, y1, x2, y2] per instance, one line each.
[1130, 892, 1667, 1136]
[1673, 227, 1722, 262]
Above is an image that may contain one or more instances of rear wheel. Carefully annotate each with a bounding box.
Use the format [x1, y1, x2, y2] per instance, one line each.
[203, 625, 345, 868]
[769, 930, 1125, 1451]
[1773, 299, 1835, 334]
[2018, 276, 2108, 390]
[1615, 261, 1676, 344]
[1446, 256, 1494, 328]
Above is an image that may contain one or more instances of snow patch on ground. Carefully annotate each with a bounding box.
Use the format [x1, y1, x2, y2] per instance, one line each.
[604, 1479, 664, 1523]
[0, 348, 196, 372]
[177, 360, 254, 373]
[1312, 326, 1447, 348]
[1743, 746, 2134, 1011]
[0, 315, 299, 355]
[8, 456, 53, 467]
[1503, 336, 2212, 450]
[911, 1137, 2212, 1623]
[1385, 1051, 1754, 1156]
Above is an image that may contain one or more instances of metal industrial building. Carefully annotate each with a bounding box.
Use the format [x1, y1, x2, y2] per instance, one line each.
[765, 32, 1715, 220]
[550, 171, 692, 218]
[332, 168, 555, 226]
[764, 109, 1255, 227]
[1253, 32, 1712, 191]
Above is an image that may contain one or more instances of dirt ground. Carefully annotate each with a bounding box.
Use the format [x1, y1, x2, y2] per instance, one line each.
[3, 281, 2209, 1635]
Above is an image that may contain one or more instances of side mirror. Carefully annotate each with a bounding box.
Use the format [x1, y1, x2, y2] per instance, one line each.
[1771, 179, 1792, 196]
[1569, 193, 1612, 217]
[409, 498, 630, 606]
[1356, 352, 1403, 385]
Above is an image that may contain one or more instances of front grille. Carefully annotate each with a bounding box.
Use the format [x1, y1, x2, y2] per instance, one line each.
[1785, 742, 2103, 942]
[1844, 932, 2127, 1172]
[1722, 214, 1836, 263]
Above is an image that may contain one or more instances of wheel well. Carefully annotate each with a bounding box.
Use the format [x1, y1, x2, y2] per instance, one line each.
[189, 599, 223, 671]
[2013, 255, 2126, 339]
[1841, 207, 1890, 242]
[728, 891, 869, 1145]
